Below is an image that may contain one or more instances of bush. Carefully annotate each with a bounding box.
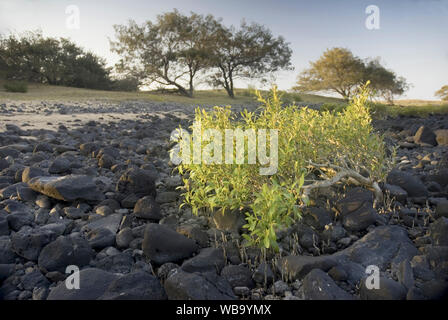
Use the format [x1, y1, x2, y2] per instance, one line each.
[110, 77, 140, 92]
[175, 83, 390, 250]
[3, 81, 28, 93]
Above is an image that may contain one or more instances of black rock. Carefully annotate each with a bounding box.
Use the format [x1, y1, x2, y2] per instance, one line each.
[21, 270, 50, 291]
[38, 235, 95, 273]
[86, 227, 116, 250]
[0, 238, 16, 264]
[252, 262, 275, 285]
[99, 271, 166, 300]
[6, 211, 34, 231]
[278, 255, 337, 281]
[11, 226, 58, 261]
[429, 217, 448, 246]
[359, 276, 407, 300]
[221, 265, 255, 289]
[133, 196, 162, 220]
[142, 223, 198, 265]
[299, 269, 354, 300]
[386, 169, 428, 197]
[28, 175, 104, 202]
[164, 269, 236, 300]
[116, 168, 156, 198]
[47, 268, 119, 300]
[414, 126, 437, 146]
[181, 247, 226, 273]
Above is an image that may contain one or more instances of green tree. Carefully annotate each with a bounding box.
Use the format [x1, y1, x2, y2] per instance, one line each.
[435, 85, 448, 101]
[111, 10, 220, 97]
[208, 22, 293, 98]
[294, 47, 365, 100]
[363, 58, 408, 104]
[0, 31, 111, 89]
[294, 48, 408, 101]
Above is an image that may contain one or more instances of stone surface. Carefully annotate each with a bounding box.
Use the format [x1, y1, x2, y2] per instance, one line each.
[142, 223, 198, 265]
[28, 175, 104, 202]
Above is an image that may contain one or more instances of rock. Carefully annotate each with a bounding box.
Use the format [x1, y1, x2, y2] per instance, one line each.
[303, 207, 332, 231]
[0, 216, 10, 236]
[386, 169, 428, 197]
[0, 264, 14, 282]
[342, 202, 379, 232]
[397, 260, 414, 290]
[221, 265, 255, 289]
[155, 191, 177, 204]
[435, 129, 448, 146]
[10, 226, 58, 261]
[133, 196, 162, 221]
[48, 158, 71, 174]
[21, 270, 50, 291]
[28, 175, 104, 202]
[157, 263, 179, 281]
[176, 224, 209, 248]
[435, 200, 448, 219]
[252, 262, 275, 285]
[0, 158, 9, 171]
[86, 228, 116, 250]
[63, 207, 86, 219]
[47, 268, 119, 300]
[164, 269, 236, 300]
[429, 217, 448, 246]
[99, 271, 166, 300]
[95, 206, 113, 216]
[414, 126, 437, 146]
[21, 167, 47, 183]
[6, 211, 34, 231]
[299, 269, 354, 300]
[0, 238, 16, 264]
[340, 225, 419, 271]
[278, 255, 337, 281]
[181, 247, 226, 273]
[0, 182, 28, 199]
[142, 223, 198, 265]
[383, 184, 408, 204]
[211, 208, 246, 233]
[116, 168, 156, 197]
[98, 154, 114, 169]
[81, 213, 123, 234]
[38, 235, 95, 273]
[321, 225, 347, 243]
[359, 277, 407, 300]
[92, 252, 134, 274]
[116, 227, 133, 249]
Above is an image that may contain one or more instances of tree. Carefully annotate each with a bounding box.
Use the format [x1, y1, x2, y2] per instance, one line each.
[208, 22, 293, 98]
[111, 10, 220, 97]
[0, 31, 111, 89]
[435, 85, 448, 101]
[294, 47, 365, 100]
[294, 48, 408, 102]
[363, 58, 408, 104]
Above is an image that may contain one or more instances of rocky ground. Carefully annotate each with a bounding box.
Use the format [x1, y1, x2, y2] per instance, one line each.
[0, 100, 447, 300]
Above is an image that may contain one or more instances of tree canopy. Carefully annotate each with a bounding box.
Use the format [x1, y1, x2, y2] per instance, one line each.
[0, 31, 112, 90]
[435, 85, 448, 101]
[111, 11, 292, 97]
[294, 47, 408, 102]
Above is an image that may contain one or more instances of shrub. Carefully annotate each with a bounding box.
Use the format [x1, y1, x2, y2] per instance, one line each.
[3, 81, 28, 93]
[175, 82, 390, 250]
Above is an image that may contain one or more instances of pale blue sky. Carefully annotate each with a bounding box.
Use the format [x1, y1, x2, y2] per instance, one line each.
[1, 0, 447, 100]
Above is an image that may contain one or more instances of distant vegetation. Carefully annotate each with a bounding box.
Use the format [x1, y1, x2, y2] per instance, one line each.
[294, 47, 409, 104]
[435, 85, 448, 101]
[111, 10, 292, 98]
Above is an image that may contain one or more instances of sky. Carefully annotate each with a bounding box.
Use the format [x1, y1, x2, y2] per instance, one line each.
[0, 0, 447, 100]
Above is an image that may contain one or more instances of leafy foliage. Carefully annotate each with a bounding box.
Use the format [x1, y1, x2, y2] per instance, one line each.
[294, 47, 408, 102]
[176, 83, 390, 249]
[0, 31, 111, 90]
[111, 11, 292, 98]
[435, 85, 448, 101]
[3, 81, 28, 93]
